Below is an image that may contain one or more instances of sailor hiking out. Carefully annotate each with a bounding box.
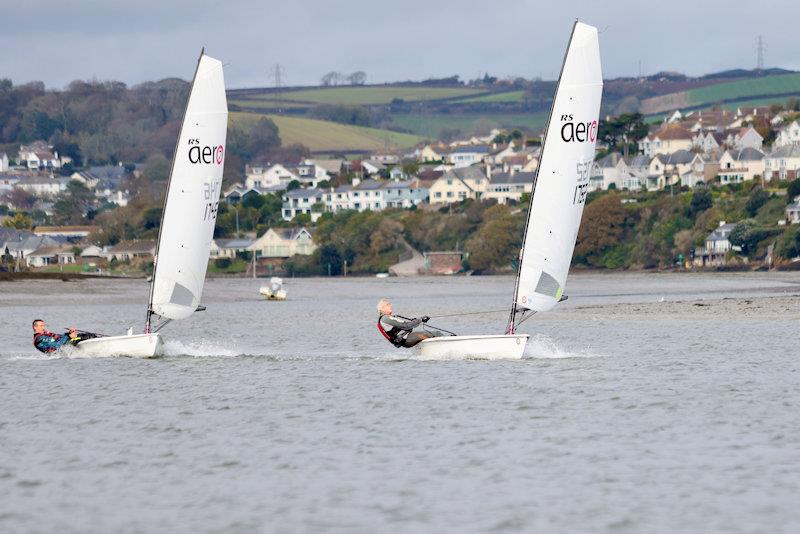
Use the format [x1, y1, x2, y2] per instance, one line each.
[32, 319, 100, 353]
[377, 298, 446, 348]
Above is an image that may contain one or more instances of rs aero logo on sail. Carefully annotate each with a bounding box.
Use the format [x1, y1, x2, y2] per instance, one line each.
[187, 139, 224, 165]
[559, 115, 597, 143]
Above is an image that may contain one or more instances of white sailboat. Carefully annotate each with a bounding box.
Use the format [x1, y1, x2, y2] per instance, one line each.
[418, 21, 603, 360]
[76, 51, 228, 358]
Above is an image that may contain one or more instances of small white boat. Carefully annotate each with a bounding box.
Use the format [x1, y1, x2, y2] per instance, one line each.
[74, 333, 164, 358]
[259, 277, 287, 300]
[375, 273, 390, 278]
[418, 21, 603, 360]
[74, 51, 228, 358]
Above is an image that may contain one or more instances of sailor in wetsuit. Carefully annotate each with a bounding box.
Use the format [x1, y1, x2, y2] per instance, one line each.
[377, 298, 442, 348]
[32, 319, 99, 353]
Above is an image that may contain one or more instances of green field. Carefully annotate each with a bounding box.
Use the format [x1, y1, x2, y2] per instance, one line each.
[686, 73, 800, 106]
[230, 112, 424, 152]
[240, 86, 484, 105]
[458, 90, 527, 104]
[229, 98, 308, 110]
[390, 112, 550, 138]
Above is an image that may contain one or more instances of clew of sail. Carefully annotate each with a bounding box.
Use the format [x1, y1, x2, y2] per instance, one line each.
[514, 22, 602, 315]
[149, 54, 228, 321]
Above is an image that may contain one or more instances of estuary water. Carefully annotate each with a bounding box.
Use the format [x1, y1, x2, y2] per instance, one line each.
[1, 272, 800, 533]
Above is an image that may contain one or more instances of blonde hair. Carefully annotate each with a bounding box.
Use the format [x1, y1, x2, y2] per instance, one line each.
[377, 298, 391, 314]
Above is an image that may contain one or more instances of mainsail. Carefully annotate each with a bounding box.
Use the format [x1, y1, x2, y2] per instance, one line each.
[510, 22, 602, 327]
[148, 53, 228, 324]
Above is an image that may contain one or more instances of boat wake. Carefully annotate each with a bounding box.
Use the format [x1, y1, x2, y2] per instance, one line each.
[162, 340, 241, 358]
[524, 334, 601, 359]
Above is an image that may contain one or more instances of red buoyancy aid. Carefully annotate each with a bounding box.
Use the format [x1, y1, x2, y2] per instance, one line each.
[377, 315, 404, 347]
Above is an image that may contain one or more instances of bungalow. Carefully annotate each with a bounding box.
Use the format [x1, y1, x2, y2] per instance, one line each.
[763, 144, 800, 181]
[249, 227, 315, 258]
[639, 124, 694, 156]
[307, 158, 344, 177]
[26, 245, 75, 267]
[281, 188, 325, 221]
[80, 245, 105, 258]
[484, 172, 534, 204]
[429, 166, 488, 204]
[717, 148, 765, 184]
[105, 240, 156, 262]
[786, 197, 800, 224]
[369, 153, 401, 165]
[14, 176, 69, 196]
[3, 235, 59, 262]
[774, 120, 800, 148]
[209, 238, 254, 259]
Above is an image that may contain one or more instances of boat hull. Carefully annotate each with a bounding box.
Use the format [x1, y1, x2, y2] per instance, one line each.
[417, 334, 529, 360]
[74, 333, 164, 358]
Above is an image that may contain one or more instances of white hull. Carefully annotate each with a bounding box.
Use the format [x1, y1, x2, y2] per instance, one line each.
[74, 333, 164, 358]
[417, 334, 529, 360]
[259, 288, 287, 300]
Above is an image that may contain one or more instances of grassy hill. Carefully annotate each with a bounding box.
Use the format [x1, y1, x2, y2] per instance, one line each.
[641, 73, 800, 114]
[389, 112, 549, 138]
[231, 85, 484, 105]
[229, 112, 424, 153]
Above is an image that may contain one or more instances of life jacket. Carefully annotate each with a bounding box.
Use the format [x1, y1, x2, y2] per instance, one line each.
[377, 315, 405, 348]
[33, 331, 63, 353]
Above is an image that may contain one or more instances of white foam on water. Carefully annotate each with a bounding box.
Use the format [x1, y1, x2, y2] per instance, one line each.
[162, 339, 241, 358]
[524, 334, 601, 359]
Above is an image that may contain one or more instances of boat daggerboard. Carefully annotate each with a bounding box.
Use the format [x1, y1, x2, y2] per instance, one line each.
[149, 54, 228, 321]
[514, 21, 602, 316]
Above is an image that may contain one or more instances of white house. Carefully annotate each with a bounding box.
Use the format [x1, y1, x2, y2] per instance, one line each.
[429, 166, 488, 204]
[764, 144, 800, 181]
[774, 120, 800, 148]
[639, 124, 694, 156]
[248, 227, 316, 258]
[484, 172, 534, 204]
[18, 142, 61, 170]
[281, 188, 325, 221]
[728, 126, 763, 151]
[717, 148, 765, 184]
[14, 176, 69, 196]
[446, 145, 490, 167]
[590, 152, 629, 190]
[245, 163, 300, 190]
[786, 196, 800, 225]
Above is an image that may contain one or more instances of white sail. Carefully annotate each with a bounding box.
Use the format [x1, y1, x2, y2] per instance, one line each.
[514, 22, 602, 313]
[149, 54, 228, 320]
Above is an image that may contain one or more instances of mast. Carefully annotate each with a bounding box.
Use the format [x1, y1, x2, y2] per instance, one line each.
[506, 21, 578, 334]
[145, 49, 205, 333]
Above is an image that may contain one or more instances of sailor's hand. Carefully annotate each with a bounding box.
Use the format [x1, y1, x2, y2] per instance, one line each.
[421, 316, 430, 323]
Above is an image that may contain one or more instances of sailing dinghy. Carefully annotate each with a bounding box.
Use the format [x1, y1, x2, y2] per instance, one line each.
[418, 21, 602, 360]
[75, 52, 228, 358]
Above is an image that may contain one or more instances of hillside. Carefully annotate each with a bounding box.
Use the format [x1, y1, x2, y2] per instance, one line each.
[641, 72, 800, 114]
[229, 112, 424, 153]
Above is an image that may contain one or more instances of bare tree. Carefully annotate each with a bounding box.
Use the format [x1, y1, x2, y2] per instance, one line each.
[347, 71, 367, 85]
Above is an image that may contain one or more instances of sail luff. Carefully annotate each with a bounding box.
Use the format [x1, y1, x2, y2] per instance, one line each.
[146, 51, 205, 332]
[507, 20, 579, 334]
[147, 53, 228, 323]
[510, 21, 603, 324]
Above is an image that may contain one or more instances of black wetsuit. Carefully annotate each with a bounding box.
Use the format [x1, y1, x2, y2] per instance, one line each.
[378, 315, 437, 348]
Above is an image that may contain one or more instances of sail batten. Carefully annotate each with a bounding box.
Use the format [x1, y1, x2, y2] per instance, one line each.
[511, 22, 602, 322]
[148, 54, 227, 322]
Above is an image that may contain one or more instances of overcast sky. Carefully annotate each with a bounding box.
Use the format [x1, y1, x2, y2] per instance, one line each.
[3, 0, 799, 89]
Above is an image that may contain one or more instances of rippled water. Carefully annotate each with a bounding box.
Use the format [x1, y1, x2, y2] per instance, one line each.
[2, 273, 800, 532]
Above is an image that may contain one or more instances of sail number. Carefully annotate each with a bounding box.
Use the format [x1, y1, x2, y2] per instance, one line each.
[573, 161, 591, 205]
[203, 180, 221, 221]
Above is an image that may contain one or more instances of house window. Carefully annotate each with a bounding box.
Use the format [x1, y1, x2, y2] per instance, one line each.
[447, 179, 453, 185]
[446, 192, 453, 198]
[435, 192, 442, 198]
